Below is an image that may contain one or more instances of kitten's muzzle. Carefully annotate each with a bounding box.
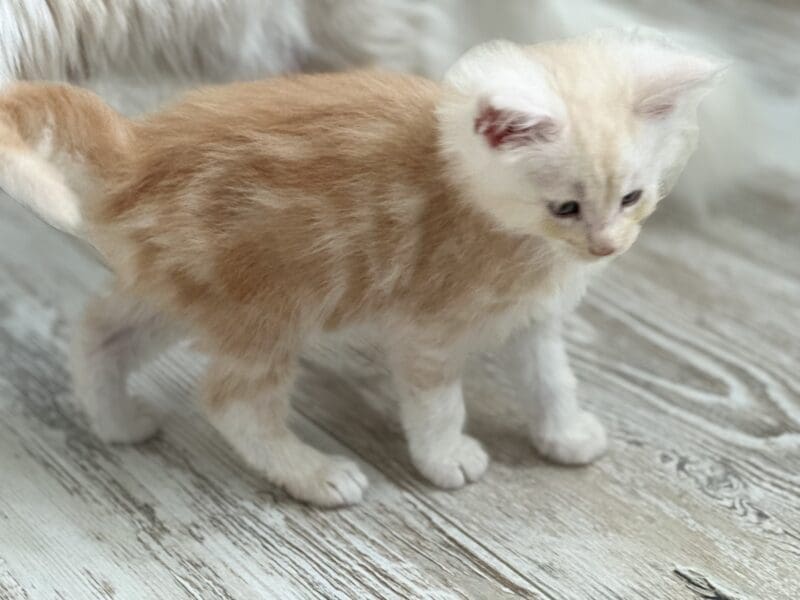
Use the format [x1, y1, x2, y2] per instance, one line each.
[588, 243, 616, 257]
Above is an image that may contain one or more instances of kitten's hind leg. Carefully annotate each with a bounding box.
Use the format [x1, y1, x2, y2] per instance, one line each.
[390, 342, 488, 489]
[73, 288, 183, 444]
[203, 355, 368, 507]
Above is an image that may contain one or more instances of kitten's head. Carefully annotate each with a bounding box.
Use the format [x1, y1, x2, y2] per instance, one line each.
[438, 29, 726, 261]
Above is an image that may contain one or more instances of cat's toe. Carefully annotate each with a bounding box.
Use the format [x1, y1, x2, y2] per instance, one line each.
[413, 435, 489, 489]
[285, 457, 368, 508]
[531, 410, 607, 465]
[92, 396, 161, 444]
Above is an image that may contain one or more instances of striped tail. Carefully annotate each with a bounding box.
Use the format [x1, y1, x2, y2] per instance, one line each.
[0, 82, 134, 236]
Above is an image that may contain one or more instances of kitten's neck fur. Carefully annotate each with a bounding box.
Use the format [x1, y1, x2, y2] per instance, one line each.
[399, 87, 586, 322]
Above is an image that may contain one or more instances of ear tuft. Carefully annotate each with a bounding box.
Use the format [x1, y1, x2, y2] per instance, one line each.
[444, 40, 565, 150]
[475, 101, 560, 149]
[626, 32, 728, 119]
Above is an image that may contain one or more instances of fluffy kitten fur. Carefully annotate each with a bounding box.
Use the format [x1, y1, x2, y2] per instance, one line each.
[0, 31, 722, 506]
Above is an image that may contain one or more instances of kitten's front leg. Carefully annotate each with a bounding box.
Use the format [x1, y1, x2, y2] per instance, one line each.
[505, 316, 608, 464]
[390, 344, 488, 489]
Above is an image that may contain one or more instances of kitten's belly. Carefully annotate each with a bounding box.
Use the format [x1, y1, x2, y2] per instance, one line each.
[312, 261, 598, 362]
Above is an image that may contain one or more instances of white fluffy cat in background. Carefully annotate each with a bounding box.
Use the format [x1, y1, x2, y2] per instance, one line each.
[0, 0, 458, 111]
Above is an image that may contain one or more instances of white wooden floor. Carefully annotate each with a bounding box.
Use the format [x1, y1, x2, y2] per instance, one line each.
[1, 2, 799, 599]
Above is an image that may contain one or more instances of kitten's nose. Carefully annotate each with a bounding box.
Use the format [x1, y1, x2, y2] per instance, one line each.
[589, 243, 616, 257]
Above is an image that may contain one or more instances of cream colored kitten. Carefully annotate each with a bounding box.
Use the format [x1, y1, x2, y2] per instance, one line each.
[0, 30, 723, 506]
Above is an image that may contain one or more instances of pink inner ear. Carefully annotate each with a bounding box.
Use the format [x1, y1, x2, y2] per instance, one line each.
[474, 105, 557, 149]
[635, 68, 719, 119]
[639, 101, 675, 118]
[636, 91, 681, 118]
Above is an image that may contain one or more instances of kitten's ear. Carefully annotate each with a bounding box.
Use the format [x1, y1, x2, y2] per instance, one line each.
[631, 45, 727, 118]
[444, 40, 565, 150]
[474, 99, 561, 149]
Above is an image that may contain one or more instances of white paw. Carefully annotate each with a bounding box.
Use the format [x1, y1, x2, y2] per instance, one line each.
[531, 410, 607, 465]
[283, 456, 368, 508]
[91, 395, 161, 444]
[412, 435, 489, 489]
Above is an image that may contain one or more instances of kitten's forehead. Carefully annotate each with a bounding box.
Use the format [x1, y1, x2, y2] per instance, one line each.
[526, 41, 634, 105]
[529, 43, 641, 204]
[534, 118, 636, 206]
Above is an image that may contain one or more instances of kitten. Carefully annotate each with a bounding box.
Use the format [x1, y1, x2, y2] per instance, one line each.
[0, 30, 723, 506]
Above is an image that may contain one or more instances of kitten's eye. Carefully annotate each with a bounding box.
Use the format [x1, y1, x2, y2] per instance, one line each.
[621, 189, 642, 207]
[549, 201, 581, 218]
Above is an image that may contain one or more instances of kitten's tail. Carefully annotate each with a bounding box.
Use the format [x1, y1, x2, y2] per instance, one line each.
[0, 82, 134, 236]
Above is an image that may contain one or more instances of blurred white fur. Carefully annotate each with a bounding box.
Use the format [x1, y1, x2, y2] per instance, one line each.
[0, 0, 756, 213]
[0, 0, 459, 113]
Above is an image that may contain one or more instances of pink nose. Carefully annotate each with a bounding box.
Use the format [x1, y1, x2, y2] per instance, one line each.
[589, 244, 616, 257]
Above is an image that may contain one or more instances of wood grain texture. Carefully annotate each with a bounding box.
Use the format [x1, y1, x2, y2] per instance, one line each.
[1, 0, 799, 598]
[2, 189, 798, 599]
